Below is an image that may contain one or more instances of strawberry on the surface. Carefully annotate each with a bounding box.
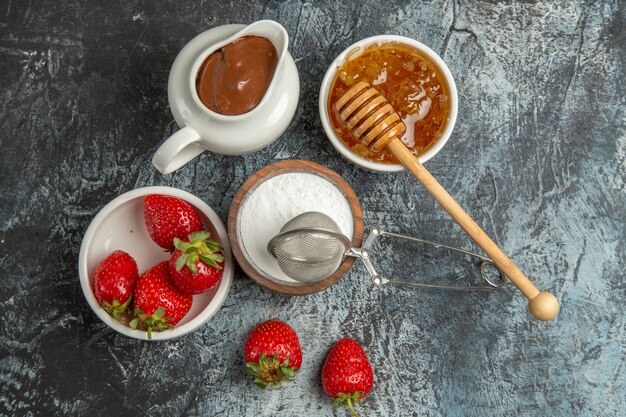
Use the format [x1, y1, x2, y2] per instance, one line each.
[244, 320, 302, 389]
[93, 250, 139, 323]
[143, 194, 204, 250]
[321, 338, 374, 417]
[169, 230, 225, 295]
[130, 261, 193, 339]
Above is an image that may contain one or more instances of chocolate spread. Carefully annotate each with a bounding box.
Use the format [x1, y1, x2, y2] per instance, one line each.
[196, 36, 278, 115]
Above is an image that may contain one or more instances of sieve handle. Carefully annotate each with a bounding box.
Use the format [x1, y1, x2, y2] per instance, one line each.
[386, 139, 560, 321]
[354, 227, 507, 291]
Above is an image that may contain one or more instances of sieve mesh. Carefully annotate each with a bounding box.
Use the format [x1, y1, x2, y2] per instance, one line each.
[267, 212, 352, 283]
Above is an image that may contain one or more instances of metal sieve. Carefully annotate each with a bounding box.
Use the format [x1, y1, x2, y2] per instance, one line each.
[267, 211, 508, 290]
[267, 212, 351, 283]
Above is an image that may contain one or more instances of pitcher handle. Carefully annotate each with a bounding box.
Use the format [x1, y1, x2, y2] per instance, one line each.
[152, 126, 204, 174]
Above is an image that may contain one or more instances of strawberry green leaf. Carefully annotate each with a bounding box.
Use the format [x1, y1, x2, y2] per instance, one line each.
[101, 296, 132, 323]
[131, 306, 172, 340]
[332, 398, 344, 408]
[205, 241, 221, 251]
[187, 258, 198, 274]
[254, 379, 268, 389]
[199, 255, 221, 270]
[173, 238, 189, 252]
[258, 354, 270, 369]
[175, 253, 189, 271]
[280, 366, 295, 379]
[246, 362, 262, 374]
[245, 354, 297, 390]
[153, 307, 166, 319]
[188, 230, 210, 243]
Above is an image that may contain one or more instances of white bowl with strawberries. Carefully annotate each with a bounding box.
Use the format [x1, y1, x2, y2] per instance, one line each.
[78, 186, 233, 340]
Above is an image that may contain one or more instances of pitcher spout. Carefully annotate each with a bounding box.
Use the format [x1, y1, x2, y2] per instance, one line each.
[232, 20, 290, 101]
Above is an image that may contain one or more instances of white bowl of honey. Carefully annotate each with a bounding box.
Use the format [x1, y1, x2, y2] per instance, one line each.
[319, 35, 458, 172]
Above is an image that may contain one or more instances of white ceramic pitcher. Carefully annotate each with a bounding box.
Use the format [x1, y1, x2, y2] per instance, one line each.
[153, 20, 300, 174]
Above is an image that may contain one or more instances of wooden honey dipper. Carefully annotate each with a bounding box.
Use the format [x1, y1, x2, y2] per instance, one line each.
[335, 81, 560, 321]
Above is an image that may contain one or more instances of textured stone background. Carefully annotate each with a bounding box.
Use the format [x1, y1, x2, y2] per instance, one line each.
[1, 1, 624, 416]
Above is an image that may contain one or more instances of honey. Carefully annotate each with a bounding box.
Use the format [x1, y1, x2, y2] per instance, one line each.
[328, 42, 451, 163]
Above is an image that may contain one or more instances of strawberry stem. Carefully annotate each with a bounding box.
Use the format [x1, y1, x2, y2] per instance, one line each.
[346, 397, 360, 417]
[332, 392, 363, 417]
[130, 307, 172, 339]
[246, 354, 297, 389]
[101, 296, 132, 323]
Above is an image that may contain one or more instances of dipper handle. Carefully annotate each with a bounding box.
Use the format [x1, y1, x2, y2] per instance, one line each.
[335, 82, 559, 321]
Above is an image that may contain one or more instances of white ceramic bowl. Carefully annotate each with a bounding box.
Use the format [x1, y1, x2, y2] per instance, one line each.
[319, 35, 458, 172]
[78, 186, 233, 341]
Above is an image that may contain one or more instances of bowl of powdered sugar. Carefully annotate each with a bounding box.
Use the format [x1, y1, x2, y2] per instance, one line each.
[228, 160, 364, 295]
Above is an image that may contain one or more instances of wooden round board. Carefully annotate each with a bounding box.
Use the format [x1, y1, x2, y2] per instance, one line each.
[228, 160, 364, 295]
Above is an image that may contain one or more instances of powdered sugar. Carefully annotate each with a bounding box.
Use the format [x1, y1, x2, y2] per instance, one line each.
[238, 172, 354, 283]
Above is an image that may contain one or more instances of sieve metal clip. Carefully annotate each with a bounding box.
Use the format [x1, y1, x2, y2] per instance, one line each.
[348, 226, 508, 291]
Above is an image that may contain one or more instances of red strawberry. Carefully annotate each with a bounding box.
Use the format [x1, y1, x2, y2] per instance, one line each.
[244, 320, 302, 389]
[321, 338, 374, 417]
[130, 261, 193, 339]
[143, 194, 203, 250]
[169, 230, 225, 295]
[93, 250, 138, 322]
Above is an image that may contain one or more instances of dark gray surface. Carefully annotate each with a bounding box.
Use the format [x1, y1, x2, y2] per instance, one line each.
[1, 1, 624, 416]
